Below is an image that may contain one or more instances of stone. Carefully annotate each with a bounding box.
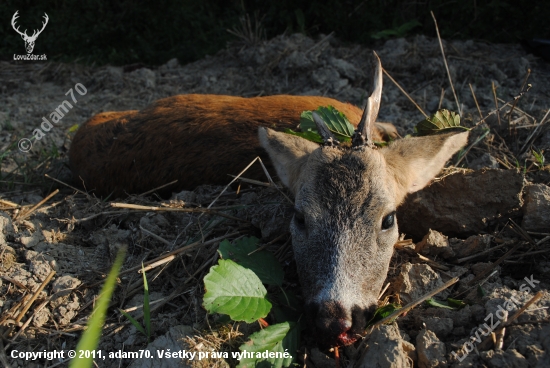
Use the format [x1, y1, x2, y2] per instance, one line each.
[19, 228, 43, 248]
[329, 57, 360, 80]
[416, 229, 455, 259]
[395, 263, 448, 304]
[471, 262, 494, 276]
[0, 244, 16, 271]
[416, 329, 447, 368]
[357, 324, 414, 368]
[522, 183, 550, 232]
[422, 317, 453, 338]
[468, 153, 499, 170]
[480, 349, 528, 368]
[129, 325, 195, 368]
[32, 307, 50, 327]
[130, 68, 156, 89]
[0, 211, 15, 244]
[309, 348, 335, 368]
[398, 170, 523, 239]
[525, 344, 544, 367]
[170, 190, 197, 204]
[51, 275, 82, 296]
[451, 235, 491, 258]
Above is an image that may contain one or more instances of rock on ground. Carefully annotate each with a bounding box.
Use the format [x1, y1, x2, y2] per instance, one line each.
[480, 349, 529, 368]
[398, 169, 524, 239]
[522, 183, 550, 232]
[129, 325, 194, 368]
[415, 229, 454, 260]
[395, 263, 448, 304]
[416, 329, 447, 368]
[358, 324, 414, 368]
[468, 153, 499, 170]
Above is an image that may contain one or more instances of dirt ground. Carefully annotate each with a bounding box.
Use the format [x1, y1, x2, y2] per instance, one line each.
[1, 33, 550, 367]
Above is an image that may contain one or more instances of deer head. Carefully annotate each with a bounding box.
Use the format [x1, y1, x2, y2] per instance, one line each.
[259, 52, 469, 347]
[12, 11, 49, 54]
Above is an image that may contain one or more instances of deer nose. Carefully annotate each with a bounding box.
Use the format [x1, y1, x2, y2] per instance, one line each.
[306, 301, 358, 347]
[318, 317, 354, 346]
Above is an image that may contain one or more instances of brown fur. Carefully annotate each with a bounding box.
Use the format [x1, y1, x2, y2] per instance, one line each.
[69, 94, 396, 197]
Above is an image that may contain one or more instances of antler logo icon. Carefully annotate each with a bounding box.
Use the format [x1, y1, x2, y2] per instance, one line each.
[11, 11, 49, 54]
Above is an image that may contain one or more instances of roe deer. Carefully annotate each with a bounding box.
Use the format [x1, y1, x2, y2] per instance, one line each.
[69, 53, 468, 347]
[69, 95, 396, 197]
[258, 53, 468, 347]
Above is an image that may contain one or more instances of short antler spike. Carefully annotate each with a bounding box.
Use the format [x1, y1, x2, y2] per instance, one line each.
[312, 112, 339, 147]
[352, 51, 383, 149]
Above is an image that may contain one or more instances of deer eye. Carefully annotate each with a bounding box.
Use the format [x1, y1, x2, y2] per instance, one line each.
[293, 209, 305, 227]
[381, 212, 396, 230]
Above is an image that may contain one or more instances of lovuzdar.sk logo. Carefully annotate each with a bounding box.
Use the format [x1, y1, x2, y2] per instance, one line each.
[12, 10, 48, 61]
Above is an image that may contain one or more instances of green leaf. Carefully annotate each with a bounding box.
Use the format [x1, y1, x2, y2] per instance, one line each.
[367, 303, 401, 326]
[477, 285, 487, 297]
[447, 298, 467, 309]
[284, 128, 323, 143]
[68, 124, 80, 133]
[70, 247, 126, 368]
[426, 298, 455, 309]
[415, 109, 469, 136]
[237, 322, 295, 368]
[371, 20, 421, 40]
[203, 259, 272, 323]
[271, 289, 303, 325]
[218, 237, 284, 286]
[298, 106, 355, 142]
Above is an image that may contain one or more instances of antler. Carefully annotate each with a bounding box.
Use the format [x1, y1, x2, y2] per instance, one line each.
[11, 11, 27, 37]
[31, 13, 49, 39]
[352, 51, 383, 149]
[312, 112, 340, 147]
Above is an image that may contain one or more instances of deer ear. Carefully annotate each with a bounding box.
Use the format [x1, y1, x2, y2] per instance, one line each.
[258, 127, 318, 194]
[382, 131, 469, 203]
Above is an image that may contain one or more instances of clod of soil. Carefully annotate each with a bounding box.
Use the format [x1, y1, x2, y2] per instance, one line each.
[398, 169, 524, 239]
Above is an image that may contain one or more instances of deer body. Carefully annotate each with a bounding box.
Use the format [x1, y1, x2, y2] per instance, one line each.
[69, 54, 468, 348]
[69, 94, 396, 197]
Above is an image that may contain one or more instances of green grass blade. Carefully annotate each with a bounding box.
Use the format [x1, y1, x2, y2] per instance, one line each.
[69, 247, 126, 368]
[119, 309, 147, 336]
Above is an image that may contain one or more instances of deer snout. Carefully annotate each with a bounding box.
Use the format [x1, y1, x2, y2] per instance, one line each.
[305, 301, 371, 347]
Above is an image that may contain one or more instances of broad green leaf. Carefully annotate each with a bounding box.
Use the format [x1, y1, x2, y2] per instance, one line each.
[237, 322, 295, 368]
[203, 260, 271, 323]
[367, 303, 401, 326]
[415, 109, 469, 136]
[218, 237, 284, 286]
[298, 106, 355, 142]
[284, 128, 323, 143]
[271, 290, 303, 324]
[70, 247, 126, 368]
